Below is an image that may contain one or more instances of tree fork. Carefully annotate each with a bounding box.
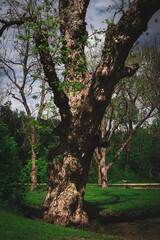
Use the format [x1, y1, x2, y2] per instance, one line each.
[43, 0, 160, 226]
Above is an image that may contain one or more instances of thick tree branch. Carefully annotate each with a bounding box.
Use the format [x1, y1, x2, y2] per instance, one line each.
[80, 0, 160, 137]
[119, 64, 139, 79]
[34, 31, 71, 122]
[99, 0, 160, 81]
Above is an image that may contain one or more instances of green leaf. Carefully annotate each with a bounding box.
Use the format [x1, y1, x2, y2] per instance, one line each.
[32, 95, 38, 99]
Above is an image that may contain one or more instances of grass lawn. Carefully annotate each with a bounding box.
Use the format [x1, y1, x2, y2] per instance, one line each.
[1, 184, 160, 240]
[84, 185, 160, 217]
[0, 210, 117, 240]
[25, 184, 160, 218]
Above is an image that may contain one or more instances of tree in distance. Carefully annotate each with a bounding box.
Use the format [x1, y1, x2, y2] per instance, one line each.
[94, 45, 160, 188]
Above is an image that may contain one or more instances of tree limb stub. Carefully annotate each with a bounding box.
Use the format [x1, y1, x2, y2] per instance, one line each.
[119, 64, 140, 79]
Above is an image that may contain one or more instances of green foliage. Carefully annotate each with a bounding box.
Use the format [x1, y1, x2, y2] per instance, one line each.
[88, 172, 98, 183]
[108, 165, 123, 183]
[130, 127, 160, 182]
[21, 159, 32, 183]
[53, 154, 63, 163]
[0, 102, 29, 165]
[21, 157, 48, 183]
[107, 126, 160, 183]
[0, 124, 25, 209]
[121, 167, 136, 182]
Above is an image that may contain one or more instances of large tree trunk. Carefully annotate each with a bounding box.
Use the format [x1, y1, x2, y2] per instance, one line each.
[0, 0, 159, 228]
[33, 0, 160, 226]
[43, 127, 95, 226]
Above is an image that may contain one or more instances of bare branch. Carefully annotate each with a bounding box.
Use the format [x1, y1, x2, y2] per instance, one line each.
[107, 106, 155, 169]
[8, 91, 24, 105]
[37, 77, 46, 121]
[0, 16, 31, 37]
[0, 64, 20, 89]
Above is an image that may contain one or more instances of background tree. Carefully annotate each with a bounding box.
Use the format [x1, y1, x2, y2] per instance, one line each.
[94, 44, 160, 188]
[0, 0, 160, 226]
[0, 1, 59, 191]
[0, 102, 29, 164]
[0, 36, 47, 191]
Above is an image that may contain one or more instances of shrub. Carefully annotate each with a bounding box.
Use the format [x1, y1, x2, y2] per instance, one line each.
[0, 123, 25, 209]
[121, 167, 136, 182]
[21, 157, 47, 184]
[87, 171, 98, 183]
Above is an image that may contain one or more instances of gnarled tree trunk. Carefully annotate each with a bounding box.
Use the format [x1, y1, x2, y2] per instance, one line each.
[0, 0, 159, 227]
[34, 0, 160, 226]
[43, 124, 96, 226]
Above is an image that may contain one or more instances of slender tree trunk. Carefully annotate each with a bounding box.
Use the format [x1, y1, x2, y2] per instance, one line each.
[98, 164, 102, 185]
[99, 148, 109, 188]
[125, 140, 131, 170]
[30, 125, 38, 192]
[102, 166, 109, 188]
[125, 120, 132, 169]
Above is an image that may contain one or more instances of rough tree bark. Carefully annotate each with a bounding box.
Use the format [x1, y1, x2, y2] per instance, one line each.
[31, 0, 160, 226]
[36, 0, 160, 226]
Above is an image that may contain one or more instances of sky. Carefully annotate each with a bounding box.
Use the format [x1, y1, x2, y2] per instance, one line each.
[0, 0, 160, 111]
[86, 0, 160, 44]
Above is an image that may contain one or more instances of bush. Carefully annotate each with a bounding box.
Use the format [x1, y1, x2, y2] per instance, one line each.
[121, 167, 136, 182]
[87, 171, 98, 183]
[108, 165, 123, 183]
[0, 124, 25, 209]
[21, 157, 47, 184]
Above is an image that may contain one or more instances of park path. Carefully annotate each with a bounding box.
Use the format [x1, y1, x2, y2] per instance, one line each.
[110, 183, 160, 186]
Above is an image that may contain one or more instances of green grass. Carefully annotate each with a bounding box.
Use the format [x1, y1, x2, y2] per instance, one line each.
[1, 184, 160, 240]
[25, 186, 47, 206]
[0, 211, 119, 240]
[84, 185, 160, 217]
[25, 185, 160, 218]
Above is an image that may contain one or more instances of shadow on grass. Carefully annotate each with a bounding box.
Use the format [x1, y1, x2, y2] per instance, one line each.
[22, 204, 44, 220]
[84, 190, 160, 226]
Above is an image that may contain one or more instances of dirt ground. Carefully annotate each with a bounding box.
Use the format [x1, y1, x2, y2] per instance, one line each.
[90, 185, 160, 240]
[89, 217, 160, 240]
